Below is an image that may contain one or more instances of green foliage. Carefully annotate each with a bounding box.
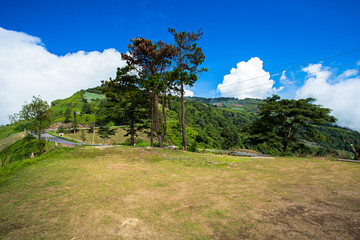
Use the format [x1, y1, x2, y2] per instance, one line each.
[50, 89, 104, 124]
[188, 141, 198, 152]
[80, 130, 87, 142]
[168, 27, 208, 150]
[100, 66, 151, 146]
[247, 95, 337, 155]
[350, 144, 360, 160]
[57, 126, 64, 133]
[17, 96, 52, 154]
[0, 135, 38, 166]
[0, 120, 31, 141]
[97, 126, 116, 144]
[0, 146, 73, 185]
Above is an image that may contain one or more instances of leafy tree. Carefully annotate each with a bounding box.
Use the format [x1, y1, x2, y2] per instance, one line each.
[121, 37, 175, 147]
[82, 101, 92, 114]
[17, 96, 52, 154]
[221, 125, 239, 150]
[247, 95, 336, 154]
[97, 125, 116, 144]
[64, 107, 71, 123]
[101, 66, 150, 146]
[169, 27, 207, 150]
[88, 122, 95, 133]
[71, 111, 78, 133]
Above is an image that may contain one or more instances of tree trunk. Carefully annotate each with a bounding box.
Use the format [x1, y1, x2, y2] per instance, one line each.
[130, 123, 135, 146]
[161, 93, 167, 139]
[181, 81, 187, 151]
[150, 94, 154, 147]
[38, 121, 43, 154]
[154, 94, 163, 147]
[37, 130, 42, 154]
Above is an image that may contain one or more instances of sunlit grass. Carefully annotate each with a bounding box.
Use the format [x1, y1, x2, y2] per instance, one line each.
[0, 146, 359, 239]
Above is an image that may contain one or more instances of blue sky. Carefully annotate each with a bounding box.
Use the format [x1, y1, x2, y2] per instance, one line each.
[1, 0, 360, 129]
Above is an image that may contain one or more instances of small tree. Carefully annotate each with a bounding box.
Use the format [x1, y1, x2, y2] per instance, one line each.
[247, 95, 336, 154]
[97, 126, 116, 144]
[17, 96, 52, 154]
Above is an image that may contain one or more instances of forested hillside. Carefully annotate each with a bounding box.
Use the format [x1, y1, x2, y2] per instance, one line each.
[2, 87, 360, 157]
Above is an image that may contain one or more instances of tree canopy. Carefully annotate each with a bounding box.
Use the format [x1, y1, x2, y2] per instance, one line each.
[101, 66, 150, 145]
[247, 95, 337, 154]
[18, 96, 52, 154]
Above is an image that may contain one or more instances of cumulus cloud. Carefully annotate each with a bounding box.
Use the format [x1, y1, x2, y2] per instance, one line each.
[184, 89, 194, 97]
[217, 57, 279, 99]
[296, 63, 360, 132]
[0, 27, 126, 125]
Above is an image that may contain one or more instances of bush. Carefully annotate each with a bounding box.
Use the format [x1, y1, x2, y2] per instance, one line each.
[57, 126, 64, 133]
[189, 141, 198, 152]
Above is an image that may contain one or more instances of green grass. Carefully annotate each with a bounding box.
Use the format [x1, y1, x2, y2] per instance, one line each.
[0, 132, 25, 152]
[0, 120, 30, 141]
[83, 91, 105, 102]
[0, 147, 359, 239]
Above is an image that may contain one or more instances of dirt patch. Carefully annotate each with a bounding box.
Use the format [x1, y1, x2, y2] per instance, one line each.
[0, 219, 24, 236]
[259, 203, 360, 239]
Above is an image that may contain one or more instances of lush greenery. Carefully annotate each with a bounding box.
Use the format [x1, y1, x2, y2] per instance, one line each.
[0, 140, 72, 184]
[246, 95, 336, 155]
[0, 135, 38, 166]
[12, 96, 52, 154]
[50, 89, 102, 124]
[3, 88, 360, 158]
[100, 66, 151, 145]
[0, 120, 30, 141]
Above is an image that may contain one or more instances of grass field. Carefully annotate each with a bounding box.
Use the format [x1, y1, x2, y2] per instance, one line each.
[0, 132, 25, 152]
[0, 146, 359, 239]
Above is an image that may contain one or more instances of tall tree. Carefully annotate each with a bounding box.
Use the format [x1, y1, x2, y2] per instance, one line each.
[247, 95, 337, 154]
[121, 37, 175, 147]
[101, 66, 150, 145]
[17, 96, 52, 154]
[169, 27, 207, 150]
[97, 125, 116, 144]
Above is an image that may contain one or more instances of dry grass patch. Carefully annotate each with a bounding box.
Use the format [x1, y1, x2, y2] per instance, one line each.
[0, 147, 359, 239]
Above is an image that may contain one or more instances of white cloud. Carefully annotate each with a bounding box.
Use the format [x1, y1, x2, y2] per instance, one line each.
[217, 57, 279, 99]
[280, 70, 288, 81]
[0, 27, 126, 125]
[184, 89, 194, 97]
[296, 63, 360, 132]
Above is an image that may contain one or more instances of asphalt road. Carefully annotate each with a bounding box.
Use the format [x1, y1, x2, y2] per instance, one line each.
[41, 133, 79, 145]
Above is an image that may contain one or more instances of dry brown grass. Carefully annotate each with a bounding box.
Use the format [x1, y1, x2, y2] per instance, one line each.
[0, 147, 359, 239]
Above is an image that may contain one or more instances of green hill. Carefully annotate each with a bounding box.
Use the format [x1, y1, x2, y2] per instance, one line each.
[1, 87, 360, 156]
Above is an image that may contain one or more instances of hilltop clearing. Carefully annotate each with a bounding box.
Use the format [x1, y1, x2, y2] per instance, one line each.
[0, 146, 359, 239]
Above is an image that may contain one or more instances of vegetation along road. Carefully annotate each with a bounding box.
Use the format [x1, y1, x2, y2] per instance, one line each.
[41, 133, 80, 146]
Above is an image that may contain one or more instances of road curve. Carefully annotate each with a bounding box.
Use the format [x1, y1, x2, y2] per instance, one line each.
[41, 133, 80, 145]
